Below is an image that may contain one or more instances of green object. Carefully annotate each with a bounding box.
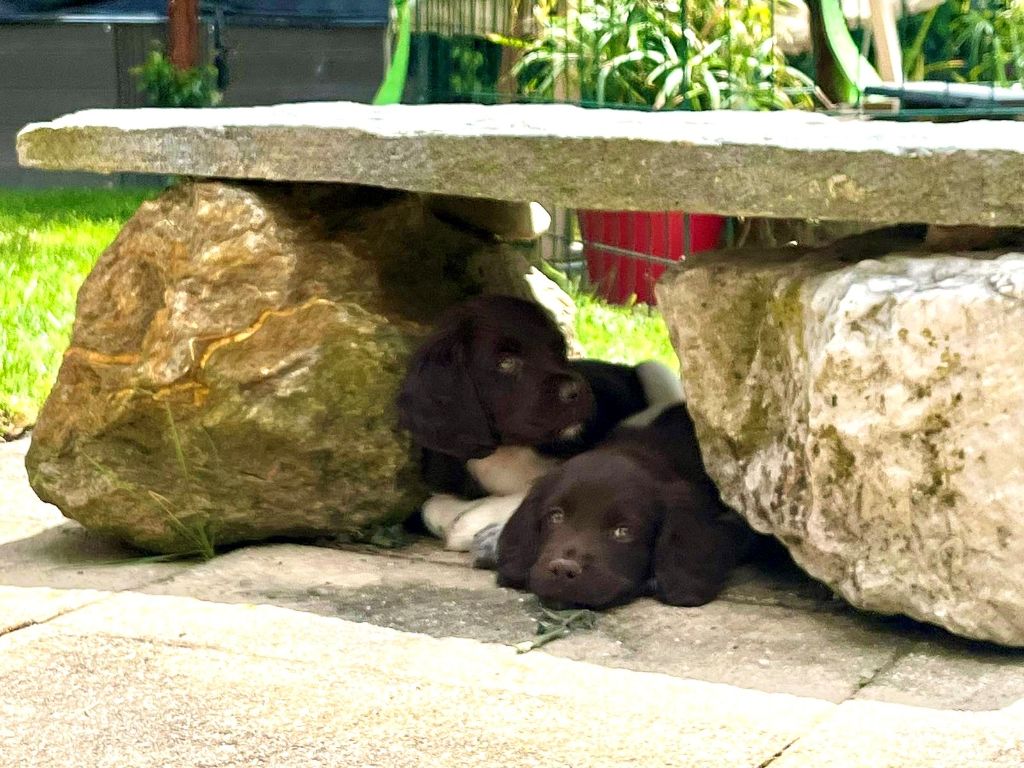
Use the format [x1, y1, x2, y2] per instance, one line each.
[818, 0, 882, 104]
[0, 188, 155, 438]
[131, 46, 221, 108]
[496, 0, 816, 112]
[373, 0, 413, 105]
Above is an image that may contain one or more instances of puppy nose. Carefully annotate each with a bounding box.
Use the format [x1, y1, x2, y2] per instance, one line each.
[548, 558, 582, 580]
[559, 379, 581, 403]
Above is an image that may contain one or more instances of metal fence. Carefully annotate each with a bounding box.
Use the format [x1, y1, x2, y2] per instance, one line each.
[402, 0, 1022, 304]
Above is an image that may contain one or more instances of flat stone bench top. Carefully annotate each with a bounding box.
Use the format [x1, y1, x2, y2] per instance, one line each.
[17, 101, 1024, 226]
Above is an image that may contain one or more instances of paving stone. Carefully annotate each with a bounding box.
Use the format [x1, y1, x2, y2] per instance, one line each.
[0, 586, 105, 635]
[856, 638, 1024, 711]
[769, 698, 1024, 768]
[0, 437, 191, 593]
[146, 543, 907, 702]
[0, 593, 835, 768]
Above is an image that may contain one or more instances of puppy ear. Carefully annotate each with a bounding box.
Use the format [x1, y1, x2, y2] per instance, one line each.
[496, 474, 556, 589]
[397, 315, 496, 460]
[652, 481, 754, 607]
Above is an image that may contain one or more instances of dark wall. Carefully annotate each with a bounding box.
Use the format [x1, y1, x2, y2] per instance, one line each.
[0, 20, 385, 187]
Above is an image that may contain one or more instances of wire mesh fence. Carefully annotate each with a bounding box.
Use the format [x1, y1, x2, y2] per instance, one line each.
[401, 0, 1023, 303]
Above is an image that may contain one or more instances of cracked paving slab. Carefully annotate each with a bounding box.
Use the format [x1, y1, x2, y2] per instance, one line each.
[0, 592, 835, 768]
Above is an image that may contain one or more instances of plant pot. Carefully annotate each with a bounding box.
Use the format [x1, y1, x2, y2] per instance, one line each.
[579, 210, 726, 305]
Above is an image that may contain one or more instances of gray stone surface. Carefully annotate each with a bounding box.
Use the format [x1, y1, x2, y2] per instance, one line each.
[145, 542, 1024, 707]
[658, 246, 1024, 647]
[17, 102, 1024, 226]
[856, 639, 1024, 711]
[2, 594, 837, 768]
[1, 438, 190, 594]
[3, 436, 1024, 766]
[769, 699, 1024, 768]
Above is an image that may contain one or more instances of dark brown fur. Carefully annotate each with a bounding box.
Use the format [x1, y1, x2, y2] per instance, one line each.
[397, 295, 649, 497]
[497, 405, 756, 609]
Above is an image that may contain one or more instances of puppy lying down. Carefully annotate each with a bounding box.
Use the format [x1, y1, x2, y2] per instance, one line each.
[494, 404, 757, 609]
[397, 294, 682, 553]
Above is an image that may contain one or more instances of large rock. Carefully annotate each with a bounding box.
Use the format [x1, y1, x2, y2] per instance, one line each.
[657, 245, 1024, 646]
[26, 181, 568, 554]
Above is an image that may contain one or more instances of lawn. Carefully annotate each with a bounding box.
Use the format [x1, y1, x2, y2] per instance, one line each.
[0, 188, 155, 437]
[0, 188, 676, 439]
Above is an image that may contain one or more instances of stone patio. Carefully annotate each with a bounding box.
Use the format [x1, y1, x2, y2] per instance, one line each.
[3, 435, 1023, 766]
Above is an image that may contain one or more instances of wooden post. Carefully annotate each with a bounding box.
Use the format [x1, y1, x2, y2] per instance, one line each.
[167, 0, 199, 69]
[868, 0, 903, 83]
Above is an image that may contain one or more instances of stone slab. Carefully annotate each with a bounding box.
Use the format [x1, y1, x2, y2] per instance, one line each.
[0, 593, 835, 768]
[143, 542, 1014, 706]
[856, 638, 1024, 711]
[0, 586, 105, 636]
[769, 698, 1024, 768]
[16, 102, 1024, 226]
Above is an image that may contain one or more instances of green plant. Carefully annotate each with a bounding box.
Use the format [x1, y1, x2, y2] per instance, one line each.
[951, 0, 1024, 85]
[901, 0, 1024, 86]
[131, 47, 221, 108]
[497, 0, 816, 110]
[80, 401, 219, 562]
[513, 605, 598, 653]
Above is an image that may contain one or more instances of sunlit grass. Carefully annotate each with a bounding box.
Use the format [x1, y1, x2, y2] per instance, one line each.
[0, 188, 154, 437]
[573, 289, 679, 372]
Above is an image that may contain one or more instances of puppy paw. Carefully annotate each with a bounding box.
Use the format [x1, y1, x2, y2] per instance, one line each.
[446, 493, 526, 552]
[470, 523, 504, 570]
[421, 494, 476, 540]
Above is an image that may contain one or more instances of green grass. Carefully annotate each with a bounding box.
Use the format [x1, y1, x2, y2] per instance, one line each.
[0, 187, 676, 438]
[0, 188, 155, 437]
[571, 288, 679, 372]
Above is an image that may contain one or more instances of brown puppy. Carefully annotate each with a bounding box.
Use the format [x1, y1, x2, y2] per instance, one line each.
[398, 295, 659, 497]
[496, 404, 756, 609]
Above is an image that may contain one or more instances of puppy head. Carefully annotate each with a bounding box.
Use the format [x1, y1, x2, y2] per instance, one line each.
[397, 295, 594, 459]
[497, 453, 746, 609]
[497, 452, 663, 608]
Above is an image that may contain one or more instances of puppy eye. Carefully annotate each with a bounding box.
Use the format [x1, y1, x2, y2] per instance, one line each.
[611, 526, 632, 542]
[547, 508, 565, 525]
[497, 355, 522, 376]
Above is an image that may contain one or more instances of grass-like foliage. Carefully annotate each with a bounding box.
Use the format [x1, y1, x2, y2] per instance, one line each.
[573, 289, 679, 371]
[0, 188, 155, 436]
[498, 0, 816, 110]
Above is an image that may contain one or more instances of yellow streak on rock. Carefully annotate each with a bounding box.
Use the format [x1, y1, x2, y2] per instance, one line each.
[64, 348, 140, 366]
[196, 298, 335, 370]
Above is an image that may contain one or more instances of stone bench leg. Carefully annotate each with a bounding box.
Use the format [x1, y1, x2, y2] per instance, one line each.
[656, 235, 1024, 646]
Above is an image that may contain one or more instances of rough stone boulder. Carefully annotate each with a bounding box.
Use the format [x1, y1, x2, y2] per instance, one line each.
[657, 244, 1024, 646]
[27, 180, 567, 554]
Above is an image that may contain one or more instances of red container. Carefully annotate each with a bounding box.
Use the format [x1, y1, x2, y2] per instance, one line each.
[579, 210, 726, 305]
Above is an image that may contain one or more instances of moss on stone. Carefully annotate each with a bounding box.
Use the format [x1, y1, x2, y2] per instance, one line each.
[817, 424, 856, 484]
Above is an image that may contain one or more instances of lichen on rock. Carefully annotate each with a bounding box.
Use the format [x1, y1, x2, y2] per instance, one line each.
[658, 240, 1024, 646]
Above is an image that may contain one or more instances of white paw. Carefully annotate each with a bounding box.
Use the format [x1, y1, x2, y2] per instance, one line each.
[422, 494, 478, 540]
[636, 360, 685, 406]
[467, 447, 558, 496]
[445, 493, 526, 552]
